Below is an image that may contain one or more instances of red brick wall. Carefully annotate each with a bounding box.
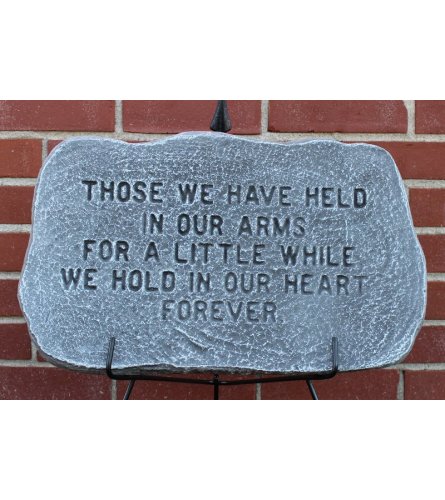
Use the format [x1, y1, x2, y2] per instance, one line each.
[0, 100, 443, 399]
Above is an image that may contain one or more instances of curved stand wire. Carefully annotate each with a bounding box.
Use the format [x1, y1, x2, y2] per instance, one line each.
[106, 336, 339, 400]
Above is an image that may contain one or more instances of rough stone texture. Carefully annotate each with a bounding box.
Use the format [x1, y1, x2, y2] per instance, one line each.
[19, 133, 426, 374]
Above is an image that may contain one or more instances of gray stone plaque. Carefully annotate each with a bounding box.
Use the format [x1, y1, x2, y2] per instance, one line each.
[19, 133, 426, 373]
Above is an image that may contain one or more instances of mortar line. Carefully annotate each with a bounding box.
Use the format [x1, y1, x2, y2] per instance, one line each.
[0, 317, 26, 324]
[5, 130, 445, 142]
[0, 225, 32, 232]
[0, 358, 438, 370]
[1, 225, 444, 234]
[0, 359, 55, 367]
[392, 363, 445, 370]
[0, 178, 36, 186]
[42, 138, 47, 164]
[0, 317, 435, 328]
[255, 382, 261, 400]
[260, 101, 269, 136]
[3, 271, 445, 281]
[6, 223, 445, 234]
[259, 132, 421, 142]
[115, 100, 123, 133]
[415, 227, 445, 235]
[2, 178, 445, 189]
[427, 274, 445, 281]
[397, 370, 405, 400]
[0, 272, 22, 280]
[404, 180, 445, 188]
[405, 100, 416, 139]
[30, 340, 37, 362]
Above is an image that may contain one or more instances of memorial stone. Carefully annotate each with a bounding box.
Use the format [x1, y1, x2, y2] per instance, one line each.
[19, 133, 426, 373]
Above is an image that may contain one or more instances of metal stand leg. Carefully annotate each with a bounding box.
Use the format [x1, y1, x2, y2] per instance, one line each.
[306, 379, 318, 400]
[106, 336, 338, 400]
[213, 374, 220, 400]
[123, 380, 136, 400]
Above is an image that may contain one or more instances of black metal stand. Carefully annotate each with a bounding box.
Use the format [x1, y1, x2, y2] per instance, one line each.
[210, 100, 232, 132]
[106, 336, 339, 400]
[105, 102, 339, 400]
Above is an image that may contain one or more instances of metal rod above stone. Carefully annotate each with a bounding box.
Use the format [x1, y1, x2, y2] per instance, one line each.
[210, 100, 232, 132]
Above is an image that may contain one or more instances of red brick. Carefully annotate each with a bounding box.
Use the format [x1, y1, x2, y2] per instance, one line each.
[0, 140, 42, 177]
[117, 373, 256, 400]
[409, 189, 445, 227]
[268, 101, 407, 133]
[0, 233, 29, 271]
[37, 350, 47, 362]
[369, 142, 445, 180]
[0, 280, 21, 316]
[123, 100, 261, 134]
[405, 326, 445, 363]
[405, 371, 445, 399]
[426, 281, 445, 320]
[0, 324, 31, 360]
[418, 234, 445, 272]
[0, 367, 110, 399]
[0, 101, 115, 132]
[261, 369, 399, 400]
[415, 101, 445, 134]
[47, 140, 63, 155]
[0, 186, 34, 224]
